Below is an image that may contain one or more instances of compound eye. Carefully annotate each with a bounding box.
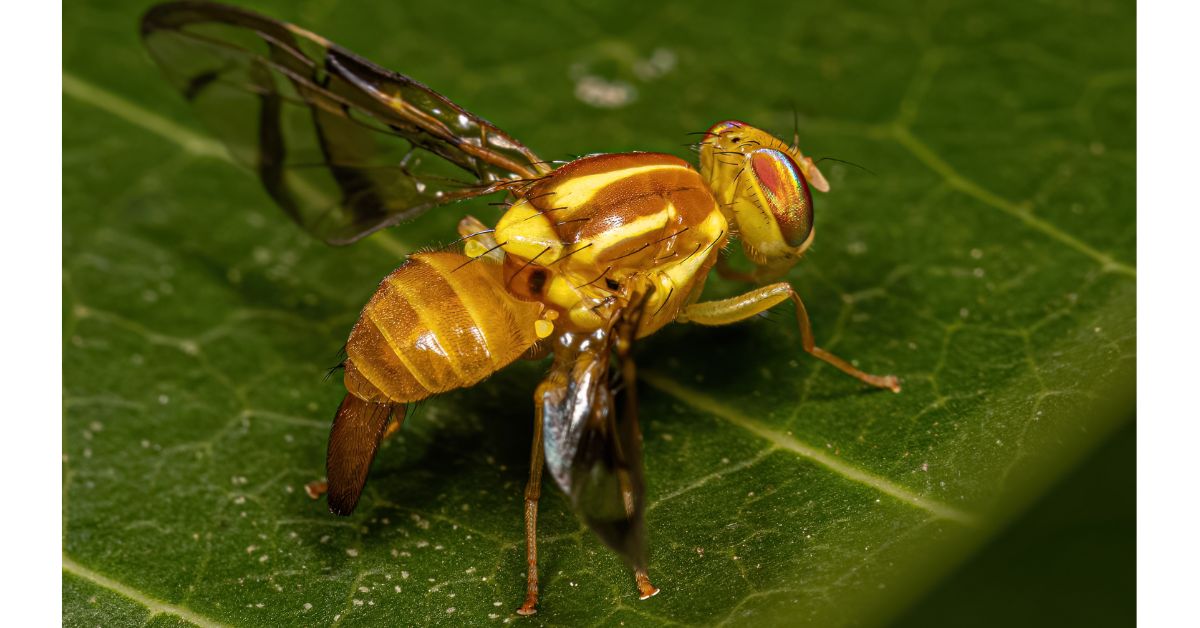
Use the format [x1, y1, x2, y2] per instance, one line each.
[748, 149, 814, 247]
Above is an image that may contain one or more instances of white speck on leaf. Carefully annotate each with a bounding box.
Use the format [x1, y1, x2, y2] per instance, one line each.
[573, 75, 636, 108]
[632, 48, 676, 80]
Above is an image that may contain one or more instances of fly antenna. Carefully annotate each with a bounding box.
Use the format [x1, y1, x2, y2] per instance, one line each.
[790, 103, 800, 152]
[815, 157, 876, 176]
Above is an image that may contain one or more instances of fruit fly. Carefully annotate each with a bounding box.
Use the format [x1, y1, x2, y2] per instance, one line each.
[142, 1, 901, 615]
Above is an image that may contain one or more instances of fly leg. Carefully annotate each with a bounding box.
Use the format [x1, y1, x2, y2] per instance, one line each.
[716, 254, 795, 285]
[458, 215, 504, 262]
[615, 307, 660, 601]
[677, 283, 900, 392]
[715, 255, 757, 283]
[635, 570, 659, 600]
[516, 395, 547, 616]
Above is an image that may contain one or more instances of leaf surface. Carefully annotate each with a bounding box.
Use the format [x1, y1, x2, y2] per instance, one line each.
[63, 1, 1135, 626]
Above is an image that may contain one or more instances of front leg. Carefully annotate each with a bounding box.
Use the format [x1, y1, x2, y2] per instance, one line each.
[677, 283, 900, 392]
[716, 253, 801, 285]
[714, 254, 758, 283]
[458, 215, 504, 262]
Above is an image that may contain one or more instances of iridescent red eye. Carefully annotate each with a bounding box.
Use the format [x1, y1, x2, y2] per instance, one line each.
[749, 149, 814, 247]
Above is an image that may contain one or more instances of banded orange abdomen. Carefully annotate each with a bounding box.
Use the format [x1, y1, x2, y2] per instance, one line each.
[342, 251, 546, 404]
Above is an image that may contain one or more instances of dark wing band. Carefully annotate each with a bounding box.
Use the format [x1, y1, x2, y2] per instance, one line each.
[141, 1, 546, 244]
[539, 301, 651, 571]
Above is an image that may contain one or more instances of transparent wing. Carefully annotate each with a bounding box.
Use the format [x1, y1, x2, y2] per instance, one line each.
[539, 303, 650, 571]
[141, 1, 546, 245]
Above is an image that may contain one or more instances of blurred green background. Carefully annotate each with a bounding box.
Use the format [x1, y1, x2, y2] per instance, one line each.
[63, 0, 1134, 626]
[896, 420, 1134, 627]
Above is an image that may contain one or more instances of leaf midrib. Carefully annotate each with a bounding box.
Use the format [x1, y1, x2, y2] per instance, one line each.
[640, 370, 976, 525]
[63, 555, 220, 628]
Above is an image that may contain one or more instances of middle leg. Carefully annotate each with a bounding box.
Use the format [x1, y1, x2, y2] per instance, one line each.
[678, 283, 900, 392]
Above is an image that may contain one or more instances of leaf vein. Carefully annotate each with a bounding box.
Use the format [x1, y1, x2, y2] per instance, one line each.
[62, 555, 229, 628]
[888, 123, 1135, 278]
[640, 371, 978, 526]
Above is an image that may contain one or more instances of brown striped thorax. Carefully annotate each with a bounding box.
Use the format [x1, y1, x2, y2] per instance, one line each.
[143, 2, 903, 615]
[492, 152, 727, 336]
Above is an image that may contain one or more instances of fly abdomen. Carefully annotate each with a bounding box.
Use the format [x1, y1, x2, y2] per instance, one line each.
[343, 252, 547, 404]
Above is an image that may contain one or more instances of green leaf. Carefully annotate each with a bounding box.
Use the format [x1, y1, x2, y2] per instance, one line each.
[63, 1, 1135, 626]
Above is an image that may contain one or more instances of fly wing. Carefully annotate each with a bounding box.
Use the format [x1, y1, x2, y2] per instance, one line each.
[539, 304, 650, 571]
[141, 1, 546, 245]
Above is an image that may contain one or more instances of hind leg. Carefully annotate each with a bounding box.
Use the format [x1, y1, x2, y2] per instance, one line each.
[516, 394, 547, 615]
